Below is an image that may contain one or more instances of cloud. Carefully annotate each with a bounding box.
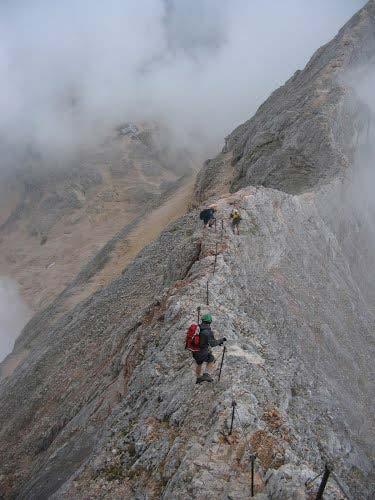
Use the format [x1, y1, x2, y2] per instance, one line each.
[0, 278, 31, 362]
[0, 0, 367, 166]
[347, 67, 375, 211]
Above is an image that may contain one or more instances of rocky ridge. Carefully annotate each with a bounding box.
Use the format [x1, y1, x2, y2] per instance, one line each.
[2, 183, 374, 499]
[1, 2, 375, 499]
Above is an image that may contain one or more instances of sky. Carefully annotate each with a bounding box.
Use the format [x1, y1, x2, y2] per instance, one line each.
[0, 0, 367, 165]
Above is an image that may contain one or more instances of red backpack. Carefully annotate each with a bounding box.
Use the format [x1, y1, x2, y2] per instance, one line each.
[185, 323, 200, 352]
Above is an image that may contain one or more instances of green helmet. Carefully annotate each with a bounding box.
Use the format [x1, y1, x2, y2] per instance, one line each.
[202, 313, 212, 323]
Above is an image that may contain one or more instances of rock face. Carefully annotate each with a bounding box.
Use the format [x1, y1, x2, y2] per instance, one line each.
[195, 0, 375, 199]
[1, 2, 375, 500]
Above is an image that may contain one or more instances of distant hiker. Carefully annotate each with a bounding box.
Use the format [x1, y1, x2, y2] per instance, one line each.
[230, 207, 242, 235]
[185, 313, 226, 383]
[199, 205, 217, 228]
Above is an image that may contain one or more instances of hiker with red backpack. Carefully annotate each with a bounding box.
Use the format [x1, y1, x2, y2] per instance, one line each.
[185, 313, 226, 384]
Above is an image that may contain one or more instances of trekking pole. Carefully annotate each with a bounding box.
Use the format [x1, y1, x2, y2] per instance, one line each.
[218, 345, 226, 382]
[229, 400, 237, 435]
[213, 242, 218, 274]
[316, 464, 331, 499]
[250, 454, 256, 497]
[197, 306, 201, 324]
[206, 280, 209, 306]
[220, 220, 224, 248]
[214, 218, 217, 232]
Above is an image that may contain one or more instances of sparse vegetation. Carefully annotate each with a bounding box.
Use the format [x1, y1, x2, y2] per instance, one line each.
[101, 464, 125, 481]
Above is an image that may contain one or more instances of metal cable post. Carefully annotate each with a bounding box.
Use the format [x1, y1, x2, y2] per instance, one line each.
[316, 464, 331, 499]
[229, 400, 237, 435]
[213, 242, 218, 274]
[250, 454, 256, 497]
[218, 345, 226, 382]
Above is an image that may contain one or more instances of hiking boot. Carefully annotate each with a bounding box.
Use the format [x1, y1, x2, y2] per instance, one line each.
[201, 372, 213, 382]
[196, 376, 204, 384]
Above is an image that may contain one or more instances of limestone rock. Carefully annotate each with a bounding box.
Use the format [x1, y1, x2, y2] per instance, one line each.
[1, 3, 375, 500]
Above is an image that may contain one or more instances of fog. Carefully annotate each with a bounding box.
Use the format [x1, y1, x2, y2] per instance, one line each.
[0, 0, 366, 167]
[324, 66, 375, 312]
[0, 278, 31, 363]
[352, 68, 375, 202]
[0, 1, 369, 363]
[338, 65, 375, 214]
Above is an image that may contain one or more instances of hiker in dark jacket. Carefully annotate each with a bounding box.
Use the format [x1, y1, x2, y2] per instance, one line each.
[199, 206, 217, 228]
[193, 313, 226, 383]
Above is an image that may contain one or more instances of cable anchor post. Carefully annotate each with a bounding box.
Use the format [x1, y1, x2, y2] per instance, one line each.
[229, 400, 237, 435]
[250, 454, 256, 497]
[316, 464, 331, 499]
[213, 242, 218, 274]
[218, 345, 226, 382]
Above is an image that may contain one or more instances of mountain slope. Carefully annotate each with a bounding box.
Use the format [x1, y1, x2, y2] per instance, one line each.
[0, 123, 193, 313]
[1, 2, 375, 499]
[195, 0, 375, 199]
[2, 184, 373, 499]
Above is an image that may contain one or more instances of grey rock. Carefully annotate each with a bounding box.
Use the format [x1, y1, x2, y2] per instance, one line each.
[1, 3, 375, 500]
[117, 123, 139, 138]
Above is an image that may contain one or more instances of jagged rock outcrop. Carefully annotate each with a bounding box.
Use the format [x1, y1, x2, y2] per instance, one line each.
[1, 2, 375, 499]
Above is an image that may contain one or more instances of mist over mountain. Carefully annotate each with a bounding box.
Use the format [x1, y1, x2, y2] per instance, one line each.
[1, 2, 375, 499]
[0, 0, 366, 169]
[0, 278, 31, 362]
[0, 0, 366, 364]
